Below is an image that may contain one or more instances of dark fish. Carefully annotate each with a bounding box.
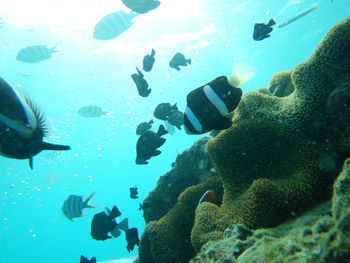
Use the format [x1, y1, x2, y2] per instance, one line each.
[80, 255, 96, 263]
[16, 45, 58, 63]
[167, 110, 184, 130]
[0, 77, 71, 169]
[136, 124, 168, 165]
[77, 106, 108, 118]
[122, 0, 160, 14]
[136, 119, 154, 135]
[153, 102, 178, 121]
[129, 187, 138, 199]
[278, 6, 318, 28]
[61, 192, 96, 221]
[132, 67, 151, 97]
[126, 228, 140, 253]
[184, 75, 242, 135]
[138, 203, 143, 211]
[105, 207, 129, 238]
[91, 205, 123, 241]
[143, 49, 156, 72]
[253, 19, 276, 41]
[93, 11, 138, 40]
[169, 52, 191, 71]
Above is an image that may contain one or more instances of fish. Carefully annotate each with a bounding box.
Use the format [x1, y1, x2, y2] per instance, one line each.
[77, 106, 108, 118]
[91, 205, 126, 241]
[129, 187, 138, 199]
[136, 124, 168, 165]
[253, 19, 276, 41]
[198, 190, 217, 206]
[136, 119, 154, 135]
[167, 110, 184, 130]
[184, 64, 254, 135]
[278, 6, 318, 28]
[16, 45, 58, 63]
[125, 228, 140, 253]
[169, 53, 191, 71]
[93, 11, 138, 40]
[80, 255, 96, 263]
[61, 192, 96, 221]
[138, 203, 143, 211]
[105, 207, 129, 238]
[143, 49, 156, 72]
[121, 0, 160, 14]
[131, 67, 151, 98]
[0, 77, 71, 169]
[153, 103, 178, 121]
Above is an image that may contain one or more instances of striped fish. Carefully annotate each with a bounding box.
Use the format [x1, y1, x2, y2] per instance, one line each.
[77, 105, 108, 118]
[16, 45, 58, 63]
[62, 192, 96, 221]
[93, 11, 138, 40]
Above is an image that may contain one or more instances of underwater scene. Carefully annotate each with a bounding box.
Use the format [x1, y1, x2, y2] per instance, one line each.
[0, 0, 350, 262]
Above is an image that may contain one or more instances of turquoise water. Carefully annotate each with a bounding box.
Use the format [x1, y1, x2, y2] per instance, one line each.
[0, 0, 349, 262]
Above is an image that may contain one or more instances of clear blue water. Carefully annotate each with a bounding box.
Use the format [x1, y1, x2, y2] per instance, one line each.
[0, 0, 348, 262]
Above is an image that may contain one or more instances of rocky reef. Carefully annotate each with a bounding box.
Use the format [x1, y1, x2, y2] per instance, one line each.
[137, 15, 350, 263]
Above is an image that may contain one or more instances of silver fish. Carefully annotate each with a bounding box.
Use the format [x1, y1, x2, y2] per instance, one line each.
[16, 45, 58, 63]
[278, 6, 318, 28]
[62, 192, 96, 221]
[77, 106, 108, 118]
[93, 11, 138, 40]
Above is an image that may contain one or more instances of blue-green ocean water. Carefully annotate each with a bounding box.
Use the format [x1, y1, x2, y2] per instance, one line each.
[0, 0, 349, 262]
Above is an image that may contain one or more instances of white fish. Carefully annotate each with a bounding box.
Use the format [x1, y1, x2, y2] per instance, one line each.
[98, 256, 138, 263]
[16, 45, 58, 63]
[93, 11, 138, 40]
[61, 192, 96, 221]
[77, 106, 109, 118]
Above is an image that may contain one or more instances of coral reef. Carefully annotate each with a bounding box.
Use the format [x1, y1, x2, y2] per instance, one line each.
[190, 158, 350, 263]
[138, 176, 223, 263]
[142, 136, 216, 223]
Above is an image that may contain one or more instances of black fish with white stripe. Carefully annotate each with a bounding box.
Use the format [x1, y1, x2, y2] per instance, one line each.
[16, 45, 58, 63]
[184, 66, 252, 134]
[62, 191, 96, 221]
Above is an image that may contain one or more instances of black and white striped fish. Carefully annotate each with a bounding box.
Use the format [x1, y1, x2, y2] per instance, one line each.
[77, 105, 108, 118]
[62, 192, 96, 221]
[16, 45, 58, 63]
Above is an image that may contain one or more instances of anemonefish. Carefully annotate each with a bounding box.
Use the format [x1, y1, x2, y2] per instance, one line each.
[198, 190, 217, 206]
[184, 63, 254, 135]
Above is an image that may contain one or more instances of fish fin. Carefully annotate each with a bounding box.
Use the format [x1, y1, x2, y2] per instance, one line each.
[109, 205, 122, 219]
[29, 158, 33, 169]
[80, 255, 89, 263]
[172, 103, 178, 111]
[174, 65, 180, 71]
[118, 218, 129, 231]
[110, 228, 121, 238]
[135, 156, 148, 165]
[153, 150, 161, 156]
[102, 110, 112, 117]
[157, 125, 168, 137]
[151, 49, 156, 56]
[267, 19, 276, 26]
[90, 257, 97, 263]
[228, 60, 256, 88]
[40, 142, 71, 151]
[186, 59, 192, 65]
[149, 119, 154, 125]
[84, 191, 96, 208]
[136, 67, 143, 77]
[176, 125, 182, 130]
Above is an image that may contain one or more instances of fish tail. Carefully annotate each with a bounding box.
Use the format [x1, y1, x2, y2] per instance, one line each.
[40, 142, 71, 151]
[149, 119, 154, 124]
[228, 60, 256, 87]
[118, 218, 129, 231]
[157, 124, 168, 137]
[84, 191, 97, 208]
[109, 205, 122, 219]
[268, 19, 276, 27]
[186, 59, 192, 65]
[151, 49, 156, 56]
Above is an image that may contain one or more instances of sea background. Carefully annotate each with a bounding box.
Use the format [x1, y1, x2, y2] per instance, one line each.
[0, 0, 348, 262]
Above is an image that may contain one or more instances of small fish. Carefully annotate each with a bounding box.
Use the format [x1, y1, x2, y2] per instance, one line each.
[153, 103, 178, 121]
[136, 119, 154, 135]
[129, 187, 139, 199]
[16, 45, 58, 63]
[0, 77, 70, 169]
[91, 205, 125, 241]
[278, 6, 318, 28]
[61, 192, 96, 221]
[93, 11, 138, 40]
[132, 67, 151, 97]
[138, 203, 143, 211]
[253, 19, 276, 41]
[143, 49, 156, 72]
[136, 124, 168, 165]
[77, 106, 108, 118]
[167, 110, 184, 130]
[198, 190, 217, 206]
[80, 255, 96, 263]
[184, 64, 253, 134]
[122, 0, 160, 14]
[169, 52, 191, 71]
[126, 228, 140, 253]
